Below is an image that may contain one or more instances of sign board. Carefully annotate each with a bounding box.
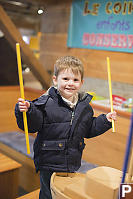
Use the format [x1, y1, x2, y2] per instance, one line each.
[67, 0, 133, 53]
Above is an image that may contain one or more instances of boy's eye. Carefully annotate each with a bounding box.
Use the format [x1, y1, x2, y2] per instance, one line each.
[63, 77, 68, 80]
[74, 79, 79, 82]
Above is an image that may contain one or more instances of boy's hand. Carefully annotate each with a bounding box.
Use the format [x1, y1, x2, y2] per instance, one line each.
[18, 98, 30, 112]
[106, 111, 117, 122]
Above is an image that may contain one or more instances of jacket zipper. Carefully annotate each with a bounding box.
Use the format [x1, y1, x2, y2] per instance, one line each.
[70, 102, 79, 126]
[70, 111, 75, 125]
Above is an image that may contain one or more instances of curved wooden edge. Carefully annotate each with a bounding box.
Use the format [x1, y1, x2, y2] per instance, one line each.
[50, 172, 71, 199]
[91, 103, 131, 119]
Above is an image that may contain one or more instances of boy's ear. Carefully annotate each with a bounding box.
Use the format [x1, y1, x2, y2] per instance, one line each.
[81, 79, 84, 86]
[52, 75, 57, 86]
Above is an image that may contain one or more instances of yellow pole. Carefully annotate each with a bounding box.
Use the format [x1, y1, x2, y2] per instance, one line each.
[16, 43, 30, 154]
[107, 57, 115, 133]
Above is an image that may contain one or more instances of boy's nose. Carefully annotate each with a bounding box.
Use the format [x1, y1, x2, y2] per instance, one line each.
[68, 80, 74, 85]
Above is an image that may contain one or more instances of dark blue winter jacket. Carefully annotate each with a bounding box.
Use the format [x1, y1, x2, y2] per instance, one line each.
[15, 87, 111, 172]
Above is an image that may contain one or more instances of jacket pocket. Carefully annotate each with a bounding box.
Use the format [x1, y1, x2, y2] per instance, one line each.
[41, 140, 66, 151]
[39, 140, 67, 168]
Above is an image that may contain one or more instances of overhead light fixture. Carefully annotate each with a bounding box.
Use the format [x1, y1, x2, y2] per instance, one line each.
[37, 7, 44, 15]
[22, 36, 30, 44]
[0, 30, 4, 38]
[25, 67, 30, 73]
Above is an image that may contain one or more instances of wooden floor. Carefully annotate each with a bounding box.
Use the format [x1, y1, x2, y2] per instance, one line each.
[0, 86, 132, 193]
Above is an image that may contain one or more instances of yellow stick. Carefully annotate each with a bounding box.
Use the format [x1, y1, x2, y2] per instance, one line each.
[107, 57, 115, 133]
[16, 43, 30, 154]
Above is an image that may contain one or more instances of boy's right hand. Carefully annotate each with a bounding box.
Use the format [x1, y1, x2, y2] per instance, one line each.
[18, 98, 30, 112]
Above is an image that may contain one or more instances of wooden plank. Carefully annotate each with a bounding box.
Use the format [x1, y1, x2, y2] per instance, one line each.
[0, 153, 22, 199]
[40, 33, 68, 54]
[41, 4, 70, 33]
[40, 33, 133, 85]
[0, 152, 21, 173]
[0, 143, 40, 192]
[0, 5, 51, 89]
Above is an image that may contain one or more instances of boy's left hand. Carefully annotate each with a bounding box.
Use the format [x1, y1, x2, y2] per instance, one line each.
[106, 111, 117, 122]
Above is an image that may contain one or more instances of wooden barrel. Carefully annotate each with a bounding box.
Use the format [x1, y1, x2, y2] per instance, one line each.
[51, 173, 71, 199]
[50, 172, 86, 199]
[50, 167, 124, 199]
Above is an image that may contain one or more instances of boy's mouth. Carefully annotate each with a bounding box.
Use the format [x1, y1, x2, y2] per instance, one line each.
[65, 88, 75, 91]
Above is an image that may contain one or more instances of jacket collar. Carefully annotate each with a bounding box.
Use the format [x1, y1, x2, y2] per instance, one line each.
[48, 87, 93, 104]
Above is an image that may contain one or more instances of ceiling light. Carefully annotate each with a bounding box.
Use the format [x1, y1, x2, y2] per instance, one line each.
[0, 30, 4, 38]
[37, 7, 44, 15]
[22, 36, 30, 44]
[25, 67, 30, 73]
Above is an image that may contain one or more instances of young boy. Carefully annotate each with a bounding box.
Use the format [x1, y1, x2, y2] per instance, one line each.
[15, 56, 116, 199]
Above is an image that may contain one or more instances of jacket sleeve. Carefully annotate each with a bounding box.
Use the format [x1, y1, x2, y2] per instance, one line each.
[85, 111, 112, 139]
[15, 101, 44, 133]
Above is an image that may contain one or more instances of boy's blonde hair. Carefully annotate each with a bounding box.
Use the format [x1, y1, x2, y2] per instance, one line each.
[54, 56, 84, 80]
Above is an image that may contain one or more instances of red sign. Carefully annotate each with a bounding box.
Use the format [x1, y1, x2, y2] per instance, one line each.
[112, 95, 126, 106]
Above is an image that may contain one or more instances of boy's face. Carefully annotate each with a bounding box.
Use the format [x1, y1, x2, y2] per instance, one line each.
[53, 68, 83, 101]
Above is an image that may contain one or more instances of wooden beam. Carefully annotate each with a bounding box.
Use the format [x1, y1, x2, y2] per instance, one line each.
[0, 5, 51, 89]
[12, 17, 40, 31]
